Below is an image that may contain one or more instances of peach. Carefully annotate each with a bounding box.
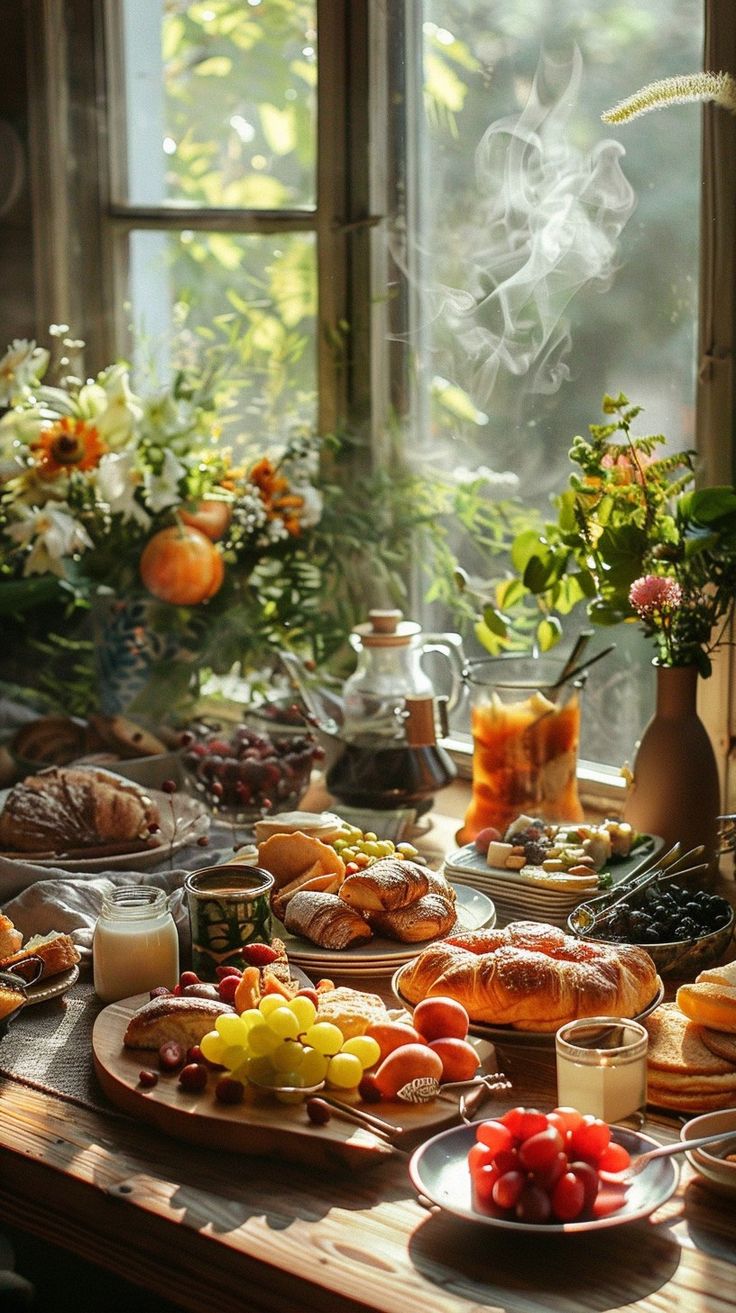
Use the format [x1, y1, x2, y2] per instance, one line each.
[428, 1037, 480, 1083]
[412, 996, 470, 1042]
[179, 498, 232, 541]
[373, 1043, 443, 1101]
[364, 1021, 423, 1060]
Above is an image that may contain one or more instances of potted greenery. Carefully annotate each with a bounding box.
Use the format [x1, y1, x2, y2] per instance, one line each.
[470, 392, 736, 865]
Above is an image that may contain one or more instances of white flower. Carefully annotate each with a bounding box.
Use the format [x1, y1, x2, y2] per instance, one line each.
[292, 483, 322, 528]
[0, 340, 50, 405]
[7, 503, 93, 576]
[96, 450, 150, 528]
[93, 366, 144, 448]
[143, 447, 186, 513]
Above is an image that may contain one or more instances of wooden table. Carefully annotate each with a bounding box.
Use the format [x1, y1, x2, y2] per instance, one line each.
[0, 803, 734, 1313]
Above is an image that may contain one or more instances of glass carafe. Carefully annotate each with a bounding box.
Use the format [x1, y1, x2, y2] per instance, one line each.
[458, 655, 585, 844]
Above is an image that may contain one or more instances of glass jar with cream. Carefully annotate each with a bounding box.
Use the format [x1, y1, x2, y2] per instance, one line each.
[555, 1016, 648, 1123]
[93, 886, 179, 1004]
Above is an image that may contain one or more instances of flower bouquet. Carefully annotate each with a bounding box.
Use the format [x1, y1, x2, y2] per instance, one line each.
[0, 327, 327, 716]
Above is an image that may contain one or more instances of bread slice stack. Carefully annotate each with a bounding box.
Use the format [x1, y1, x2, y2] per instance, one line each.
[646, 956, 736, 1111]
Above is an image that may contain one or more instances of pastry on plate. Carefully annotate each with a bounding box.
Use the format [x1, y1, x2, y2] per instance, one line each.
[0, 766, 160, 854]
[339, 857, 429, 913]
[123, 995, 234, 1049]
[284, 890, 372, 950]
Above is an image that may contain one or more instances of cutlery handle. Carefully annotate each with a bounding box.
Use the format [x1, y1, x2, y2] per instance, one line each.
[643, 1129, 736, 1163]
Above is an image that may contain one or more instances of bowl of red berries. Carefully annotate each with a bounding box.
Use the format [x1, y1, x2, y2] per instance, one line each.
[179, 720, 324, 829]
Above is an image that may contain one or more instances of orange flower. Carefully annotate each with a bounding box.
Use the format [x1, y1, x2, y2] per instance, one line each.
[249, 457, 304, 535]
[32, 416, 107, 479]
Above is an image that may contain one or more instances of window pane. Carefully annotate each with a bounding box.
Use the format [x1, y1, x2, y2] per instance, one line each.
[409, 0, 703, 768]
[127, 229, 317, 442]
[114, 0, 317, 209]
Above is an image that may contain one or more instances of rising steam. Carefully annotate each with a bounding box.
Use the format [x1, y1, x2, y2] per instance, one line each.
[405, 47, 636, 402]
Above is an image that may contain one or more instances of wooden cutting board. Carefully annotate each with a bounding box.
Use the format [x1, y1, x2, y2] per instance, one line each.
[92, 994, 499, 1171]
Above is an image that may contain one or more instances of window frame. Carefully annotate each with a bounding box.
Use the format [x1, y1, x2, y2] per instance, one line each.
[21, 0, 736, 809]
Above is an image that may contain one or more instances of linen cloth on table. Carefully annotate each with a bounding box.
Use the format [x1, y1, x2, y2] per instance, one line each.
[0, 824, 239, 964]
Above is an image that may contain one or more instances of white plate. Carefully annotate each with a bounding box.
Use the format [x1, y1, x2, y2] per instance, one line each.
[0, 788, 209, 871]
[410, 1124, 678, 1232]
[277, 883, 496, 969]
[392, 965, 665, 1047]
[24, 964, 79, 1005]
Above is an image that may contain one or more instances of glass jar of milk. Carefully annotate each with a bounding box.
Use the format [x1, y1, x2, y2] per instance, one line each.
[93, 886, 179, 1004]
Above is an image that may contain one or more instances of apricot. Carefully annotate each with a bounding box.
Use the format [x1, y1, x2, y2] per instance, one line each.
[373, 1043, 443, 1101]
[364, 1020, 423, 1061]
[412, 996, 470, 1042]
[179, 498, 232, 542]
[140, 524, 224, 605]
[427, 1037, 480, 1083]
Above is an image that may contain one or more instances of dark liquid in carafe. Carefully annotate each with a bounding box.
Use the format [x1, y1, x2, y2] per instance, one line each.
[325, 742, 456, 809]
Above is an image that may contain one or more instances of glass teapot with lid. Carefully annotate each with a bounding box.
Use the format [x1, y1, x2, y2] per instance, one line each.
[324, 609, 463, 811]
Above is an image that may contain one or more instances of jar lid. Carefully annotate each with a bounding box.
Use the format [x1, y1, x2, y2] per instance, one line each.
[352, 609, 421, 647]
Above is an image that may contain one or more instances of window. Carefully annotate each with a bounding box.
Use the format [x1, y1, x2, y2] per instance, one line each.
[16, 0, 736, 797]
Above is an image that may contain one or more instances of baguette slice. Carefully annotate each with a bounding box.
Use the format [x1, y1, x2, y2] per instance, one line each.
[0, 931, 80, 981]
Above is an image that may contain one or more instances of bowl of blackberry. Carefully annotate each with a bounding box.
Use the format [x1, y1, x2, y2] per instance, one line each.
[567, 880, 734, 978]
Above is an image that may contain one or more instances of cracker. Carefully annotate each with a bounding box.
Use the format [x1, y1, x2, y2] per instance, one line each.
[646, 1002, 735, 1075]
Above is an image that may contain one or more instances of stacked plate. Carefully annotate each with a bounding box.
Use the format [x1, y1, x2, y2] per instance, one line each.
[443, 838, 661, 931]
[275, 883, 495, 981]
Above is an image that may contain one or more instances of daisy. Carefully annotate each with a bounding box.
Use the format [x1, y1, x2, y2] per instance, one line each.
[32, 416, 107, 479]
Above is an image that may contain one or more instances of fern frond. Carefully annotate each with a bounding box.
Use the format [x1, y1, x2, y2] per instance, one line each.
[602, 71, 736, 124]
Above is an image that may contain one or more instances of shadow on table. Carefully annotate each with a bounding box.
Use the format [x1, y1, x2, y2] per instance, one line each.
[407, 1210, 681, 1310]
[682, 1178, 736, 1265]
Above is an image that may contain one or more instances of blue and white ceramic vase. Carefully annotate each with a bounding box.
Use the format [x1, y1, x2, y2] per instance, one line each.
[91, 592, 201, 718]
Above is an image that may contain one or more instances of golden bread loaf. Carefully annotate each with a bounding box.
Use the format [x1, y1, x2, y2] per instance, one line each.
[369, 892, 458, 943]
[0, 915, 23, 960]
[0, 766, 160, 854]
[339, 857, 429, 913]
[398, 921, 659, 1031]
[123, 995, 233, 1049]
[283, 890, 373, 950]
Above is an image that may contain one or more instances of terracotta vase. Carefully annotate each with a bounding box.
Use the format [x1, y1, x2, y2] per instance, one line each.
[622, 664, 720, 878]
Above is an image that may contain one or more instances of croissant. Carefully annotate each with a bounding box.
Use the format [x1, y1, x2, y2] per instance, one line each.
[369, 893, 458, 944]
[339, 857, 429, 913]
[398, 921, 659, 1031]
[0, 766, 160, 854]
[284, 891, 372, 950]
[424, 869, 457, 902]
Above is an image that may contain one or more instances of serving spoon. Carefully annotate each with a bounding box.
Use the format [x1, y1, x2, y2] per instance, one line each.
[602, 1130, 736, 1182]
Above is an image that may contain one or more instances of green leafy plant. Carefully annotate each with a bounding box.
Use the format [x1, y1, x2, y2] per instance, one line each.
[469, 393, 736, 677]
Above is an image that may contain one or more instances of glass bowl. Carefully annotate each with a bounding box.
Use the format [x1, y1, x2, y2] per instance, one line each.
[179, 720, 323, 828]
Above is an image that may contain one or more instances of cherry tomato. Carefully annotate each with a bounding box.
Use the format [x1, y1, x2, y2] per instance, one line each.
[492, 1170, 526, 1211]
[551, 1171, 586, 1222]
[476, 1120, 514, 1156]
[518, 1127, 565, 1173]
[598, 1141, 631, 1175]
[515, 1183, 552, 1224]
[569, 1115, 611, 1164]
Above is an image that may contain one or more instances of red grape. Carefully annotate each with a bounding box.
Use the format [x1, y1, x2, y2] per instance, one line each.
[518, 1127, 565, 1173]
[569, 1115, 611, 1164]
[598, 1142, 631, 1175]
[548, 1107, 584, 1136]
[492, 1170, 526, 1211]
[551, 1171, 586, 1221]
[531, 1150, 568, 1191]
[476, 1120, 514, 1156]
[468, 1142, 496, 1175]
[516, 1109, 550, 1141]
[569, 1161, 600, 1211]
[515, 1183, 552, 1224]
[472, 1163, 501, 1208]
[217, 974, 241, 1004]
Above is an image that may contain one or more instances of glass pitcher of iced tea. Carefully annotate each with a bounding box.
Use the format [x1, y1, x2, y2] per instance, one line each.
[457, 655, 585, 845]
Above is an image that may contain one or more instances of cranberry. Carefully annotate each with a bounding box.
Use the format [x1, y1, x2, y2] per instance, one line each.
[138, 1069, 159, 1088]
[214, 1076, 245, 1105]
[179, 971, 200, 989]
[306, 1098, 331, 1126]
[217, 974, 241, 1004]
[358, 1074, 382, 1103]
[158, 1041, 185, 1072]
[161, 779, 178, 795]
[179, 1063, 208, 1093]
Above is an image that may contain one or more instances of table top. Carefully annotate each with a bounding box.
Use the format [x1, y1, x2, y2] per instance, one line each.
[0, 799, 734, 1313]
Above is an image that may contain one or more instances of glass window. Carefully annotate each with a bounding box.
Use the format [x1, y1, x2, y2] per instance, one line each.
[398, 0, 703, 768]
[114, 0, 317, 210]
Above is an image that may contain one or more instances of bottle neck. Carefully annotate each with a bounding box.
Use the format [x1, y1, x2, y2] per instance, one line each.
[100, 886, 168, 921]
[655, 664, 699, 718]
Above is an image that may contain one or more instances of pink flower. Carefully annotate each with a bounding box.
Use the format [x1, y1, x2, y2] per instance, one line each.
[629, 575, 683, 618]
[601, 449, 653, 485]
